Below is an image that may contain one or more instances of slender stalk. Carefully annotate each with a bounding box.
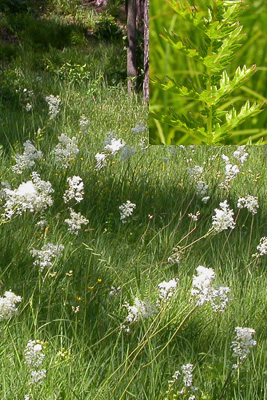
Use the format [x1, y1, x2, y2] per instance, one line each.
[206, 40, 213, 144]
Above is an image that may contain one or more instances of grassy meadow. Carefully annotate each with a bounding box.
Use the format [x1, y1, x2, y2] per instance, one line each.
[149, 0, 267, 145]
[1, 1, 267, 399]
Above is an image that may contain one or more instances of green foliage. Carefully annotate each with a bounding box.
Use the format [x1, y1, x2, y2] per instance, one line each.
[50, 0, 82, 16]
[45, 60, 92, 84]
[0, 0, 30, 13]
[95, 15, 123, 40]
[150, 0, 266, 145]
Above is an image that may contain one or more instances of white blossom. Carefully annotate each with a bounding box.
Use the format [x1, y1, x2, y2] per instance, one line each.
[253, 237, 267, 257]
[231, 327, 256, 362]
[201, 196, 210, 204]
[12, 141, 43, 174]
[237, 195, 259, 214]
[54, 134, 79, 168]
[95, 153, 107, 170]
[2, 172, 53, 218]
[219, 155, 240, 189]
[157, 278, 179, 305]
[188, 211, 200, 222]
[233, 146, 249, 165]
[0, 291, 22, 321]
[123, 298, 157, 325]
[45, 94, 61, 119]
[181, 364, 194, 388]
[119, 200, 136, 223]
[109, 286, 121, 296]
[120, 145, 136, 161]
[25, 103, 32, 112]
[191, 266, 231, 311]
[131, 121, 147, 134]
[104, 138, 125, 155]
[24, 340, 45, 369]
[30, 369, 46, 385]
[187, 166, 203, 180]
[63, 176, 84, 203]
[64, 208, 89, 235]
[195, 181, 209, 197]
[30, 243, 64, 271]
[212, 200, 235, 232]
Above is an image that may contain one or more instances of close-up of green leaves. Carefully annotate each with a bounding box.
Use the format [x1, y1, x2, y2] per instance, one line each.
[149, 0, 267, 145]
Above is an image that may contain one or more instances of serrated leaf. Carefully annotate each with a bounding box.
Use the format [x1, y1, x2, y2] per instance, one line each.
[165, 0, 206, 31]
[213, 101, 264, 140]
[150, 76, 199, 99]
[160, 29, 203, 62]
[150, 110, 208, 138]
[198, 65, 257, 105]
[245, 137, 267, 145]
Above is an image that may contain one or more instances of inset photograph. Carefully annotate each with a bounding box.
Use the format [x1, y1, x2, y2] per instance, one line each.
[150, 0, 267, 145]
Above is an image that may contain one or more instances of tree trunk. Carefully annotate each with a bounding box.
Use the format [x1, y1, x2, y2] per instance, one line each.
[136, 0, 144, 34]
[143, 0, 149, 103]
[127, 0, 137, 94]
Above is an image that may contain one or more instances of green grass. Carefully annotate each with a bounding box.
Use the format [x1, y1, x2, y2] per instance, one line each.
[149, 0, 267, 145]
[1, 3, 267, 400]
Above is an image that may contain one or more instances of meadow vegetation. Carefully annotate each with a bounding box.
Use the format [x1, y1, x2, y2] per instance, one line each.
[0, 1, 267, 399]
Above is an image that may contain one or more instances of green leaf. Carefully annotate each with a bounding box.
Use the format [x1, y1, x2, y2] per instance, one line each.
[150, 109, 208, 140]
[160, 28, 203, 62]
[213, 101, 264, 141]
[165, 0, 206, 31]
[245, 137, 267, 145]
[198, 64, 258, 105]
[150, 76, 199, 99]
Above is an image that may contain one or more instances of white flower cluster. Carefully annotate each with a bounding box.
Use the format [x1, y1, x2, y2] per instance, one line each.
[187, 165, 203, 180]
[253, 237, 267, 258]
[131, 121, 147, 134]
[119, 200, 136, 223]
[104, 138, 125, 155]
[95, 153, 107, 170]
[109, 286, 121, 296]
[95, 134, 127, 170]
[63, 176, 84, 203]
[219, 154, 240, 189]
[12, 140, 43, 174]
[24, 340, 46, 385]
[122, 298, 157, 331]
[24, 340, 45, 368]
[2, 172, 54, 219]
[233, 146, 249, 165]
[167, 364, 198, 399]
[188, 211, 200, 222]
[0, 290, 22, 321]
[231, 327, 256, 365]
[237, 195, 259, 214]
[181, 364, 196, 389]
[54, 134, 79, 168]
[157, 278, 179, 306]
[25, 103, 32, 112]
[191, 266, 231, 311]
[64, 208, 89, 235]
[45, 94, 61, 119]
[187, 165, 209, 202]
[195, 181, 209, 200]
[212, 200, 235, 232]
[30, 243, 64, 271]
[120, 145, 136, 161]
